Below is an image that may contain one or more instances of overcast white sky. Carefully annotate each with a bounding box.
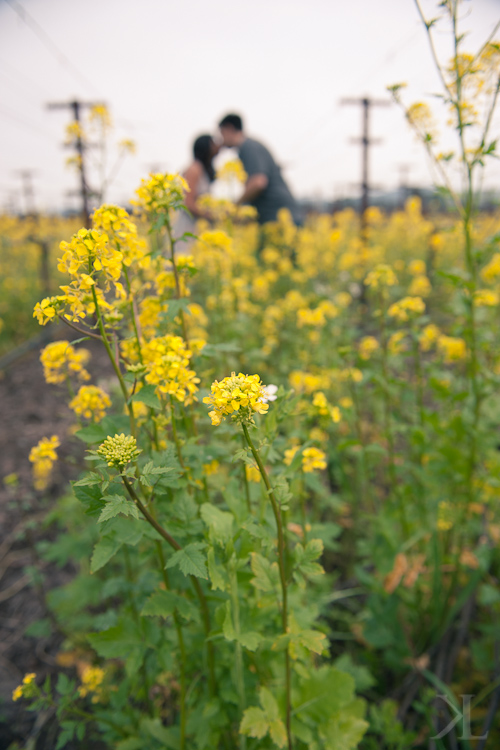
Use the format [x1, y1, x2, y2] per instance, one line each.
[1, 0, 499, 213]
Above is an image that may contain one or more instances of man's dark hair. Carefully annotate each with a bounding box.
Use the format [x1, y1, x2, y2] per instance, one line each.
[218, 113, 243, 131]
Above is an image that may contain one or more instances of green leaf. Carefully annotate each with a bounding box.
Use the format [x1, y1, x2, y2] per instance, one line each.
[98, 494, 140, 523]
[222, 600, 236, 641]
[141, 589, 196, 621]
[240, 687, 286, 748]
[207, 547, 228, 591]
[223, 601, 263, 651]
[166, 542, 208, 579]
[90, 536, 122, 573]
[294, 538, 325, 579]
[75, 423, 107, 444]
[250, 552, 279, 592]
[200, 503, 234, 546]
[88, 620, 144, 659]
[130, 384, 161, 410]
[141, 718, 179, 748]
[116, 740, 144, 750]
[240, 707, 269, 740]
[239, 631, 263, 652]
[297, 629, 327, 655]
[72, 482, 105, 517]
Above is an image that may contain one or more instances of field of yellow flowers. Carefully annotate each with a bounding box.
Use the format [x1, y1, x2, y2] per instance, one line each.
[0, 214, 80, 356]
[6, 2, 500, 745]
[2, 179, 497, 750]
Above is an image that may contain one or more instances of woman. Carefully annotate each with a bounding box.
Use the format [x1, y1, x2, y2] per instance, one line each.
[173, 134, 219, 247]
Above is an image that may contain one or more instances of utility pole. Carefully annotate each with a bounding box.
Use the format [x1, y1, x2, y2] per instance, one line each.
[341, 96, 390, 238]
[47, 100, 103, 227]
[397, 163, 412, 209]
[14, 169, 37, 217]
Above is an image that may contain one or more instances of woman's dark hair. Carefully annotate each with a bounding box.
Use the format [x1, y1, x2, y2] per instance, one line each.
[193, 134, 216, 182]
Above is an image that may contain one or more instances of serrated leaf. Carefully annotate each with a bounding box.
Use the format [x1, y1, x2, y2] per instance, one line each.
[297, 628, 327, 655]
[250, 552, 279, 592]
[141, 589, 195, 620]
[200, 503, 234, 545]
[90, 536, 122, 573]
[72, 482, 105, 517]
[240, 707, 269, 740]
[239, 630, 262, 652]
[166, 542, 208, 579]
[98, 495, 140, 523]
[73, 472, 101, 487]
[240, 688, 286, 747]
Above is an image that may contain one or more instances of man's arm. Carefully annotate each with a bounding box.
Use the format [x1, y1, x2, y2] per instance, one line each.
[237, 173, 269, 205]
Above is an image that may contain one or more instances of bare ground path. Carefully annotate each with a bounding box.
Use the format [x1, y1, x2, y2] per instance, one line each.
[0, 334, 114, 749]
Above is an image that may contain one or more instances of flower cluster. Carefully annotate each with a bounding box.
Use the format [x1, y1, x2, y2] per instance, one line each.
[141, 335, 200, 404]
[365, 264, 398, 290]
[29, 435, 60, 491]
[359, 336, 379, 360]
[97, 434, 141, 469]
[388, 296, 426, 322]
[133, 173, 189, 218]
[302, 447, 327, 473]
[69, 385, 111, 422]
[78, 665, 105, 702]
[40, 341, 91, 385]
[284, 445, 327, 473]
[204, 372, 270, 426]
[12, 673, 37, 702]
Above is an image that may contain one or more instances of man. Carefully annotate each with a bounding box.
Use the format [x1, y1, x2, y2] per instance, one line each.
[218, 113, 301, 225]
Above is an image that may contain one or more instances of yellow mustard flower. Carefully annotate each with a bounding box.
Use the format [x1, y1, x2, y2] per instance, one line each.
[40, 341, 91, 385]
[359, 336, 379, 360]
[245, 465, 261, 483]
[437, 335, 467, 362]
[29, 436, 60, 491]
[12, 673, 37, 702]
[302, 447, 327, 473]
[388, 296, 425, 322]
[204, 372, 270, 426]
[69, 385, 111, 422]
[474, 289, 499, 307]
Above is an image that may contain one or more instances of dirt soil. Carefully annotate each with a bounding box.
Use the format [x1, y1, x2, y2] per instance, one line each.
[0, 331, 114, 749]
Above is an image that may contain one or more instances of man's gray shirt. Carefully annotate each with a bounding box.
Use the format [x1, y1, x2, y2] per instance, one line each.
[238, 138, 300, 224]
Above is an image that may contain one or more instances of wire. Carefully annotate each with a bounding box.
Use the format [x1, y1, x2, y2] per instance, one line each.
[4, 0, 99, 96]
[281, 26, 422, 163]
[0, 104, 54, 139]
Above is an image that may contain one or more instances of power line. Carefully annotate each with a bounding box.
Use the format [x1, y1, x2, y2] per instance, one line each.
[4, 0, 99, 96]
[0, 104, 54, 139]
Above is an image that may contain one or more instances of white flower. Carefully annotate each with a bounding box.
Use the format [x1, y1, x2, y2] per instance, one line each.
[261, 384, 278, 403]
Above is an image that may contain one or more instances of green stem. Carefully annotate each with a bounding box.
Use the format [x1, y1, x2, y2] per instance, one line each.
[121, 476, 216, 695]
[123, 264, 144, 364]
[242, 423, 293, 750]
[156, 541, 187, 750]
[90, 284, 136, 438]
[230, 562, 247, 750]
[165, 220, 190, 345]
[169, 396, 185, 469]
[123, 546, 153, 715]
